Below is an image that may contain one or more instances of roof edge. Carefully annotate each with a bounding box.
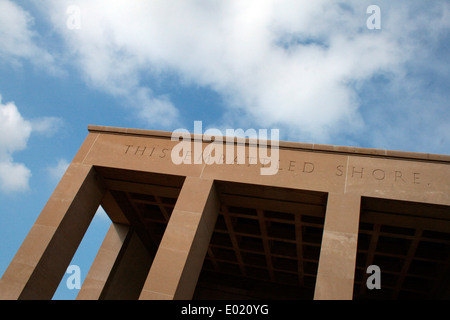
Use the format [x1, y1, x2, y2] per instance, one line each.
[87, 125, 450, 163]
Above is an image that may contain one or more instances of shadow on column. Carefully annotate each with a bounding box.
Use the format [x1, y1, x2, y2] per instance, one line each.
[354, 197, 450, 300]
[193, 181, 328, 300]
[88, 167, 186, 299]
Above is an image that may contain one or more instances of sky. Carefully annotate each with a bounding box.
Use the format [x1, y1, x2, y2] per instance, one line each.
[0, 0, 448, 300]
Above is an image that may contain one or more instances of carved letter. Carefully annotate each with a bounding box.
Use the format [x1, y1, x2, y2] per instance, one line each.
[160, 148, 168, 158]
[336, 165, 344, 176]
[194, 120, 203, 164]
[124, 145, 133, 154]
[288, 161, 296, 171]
[203, 128, 223, 165]
[372, 169, 385, 180]
[277, 160, 283, 171]
[395, 171, 405, 183]
[258, 128, 279, 175]
[247, 156, 257, 167]
[303, 162, 314, 173]
[135, 146, 146, 156]
[352, 167, 364, 178]
[225, 128, 257, 165]
[413, 172, 420, 184]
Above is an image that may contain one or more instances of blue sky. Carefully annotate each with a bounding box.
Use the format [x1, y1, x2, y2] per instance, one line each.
[0, 0, 448, 299]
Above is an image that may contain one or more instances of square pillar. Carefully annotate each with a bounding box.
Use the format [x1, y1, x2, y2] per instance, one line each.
[139, 177, 220, 300]
[0, 163, 105, 300]
[98, 228, 153, 300]
[76, 223, 129, 300]
[314, 193, 361, 300]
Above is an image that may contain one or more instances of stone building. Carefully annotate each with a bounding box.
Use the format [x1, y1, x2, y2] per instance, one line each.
[0, 125, 449, 300]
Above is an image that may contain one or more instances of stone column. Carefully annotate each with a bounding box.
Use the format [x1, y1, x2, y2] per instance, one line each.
[76, 223, 128, 300]
[314, 193, 361, 300]
[0, 163, 105, 300]
[98, 228, 153, 300]
[139, 177, 220, 300]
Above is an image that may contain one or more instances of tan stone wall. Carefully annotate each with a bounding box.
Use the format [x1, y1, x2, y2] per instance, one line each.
[0, 126, 448, 300]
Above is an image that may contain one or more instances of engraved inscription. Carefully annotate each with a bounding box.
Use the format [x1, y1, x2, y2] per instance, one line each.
[123, 144, 423, 186]
[336, 165, 421, 184]
[124, 144, 168, 158]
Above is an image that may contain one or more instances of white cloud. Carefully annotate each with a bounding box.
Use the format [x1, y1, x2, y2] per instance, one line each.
[0, 98, 32, 158]
[0, 95, 32, 193]
[0, 95, 63, 193]
[46, 158, 70, 182]
[40, 2, 388, 131]
[33, 0, 450, 151]
[0, 161, 31, 193]
[0, 0, 57, 72]
[132, 88, 179, 128]
[31, 116, 64, 137]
